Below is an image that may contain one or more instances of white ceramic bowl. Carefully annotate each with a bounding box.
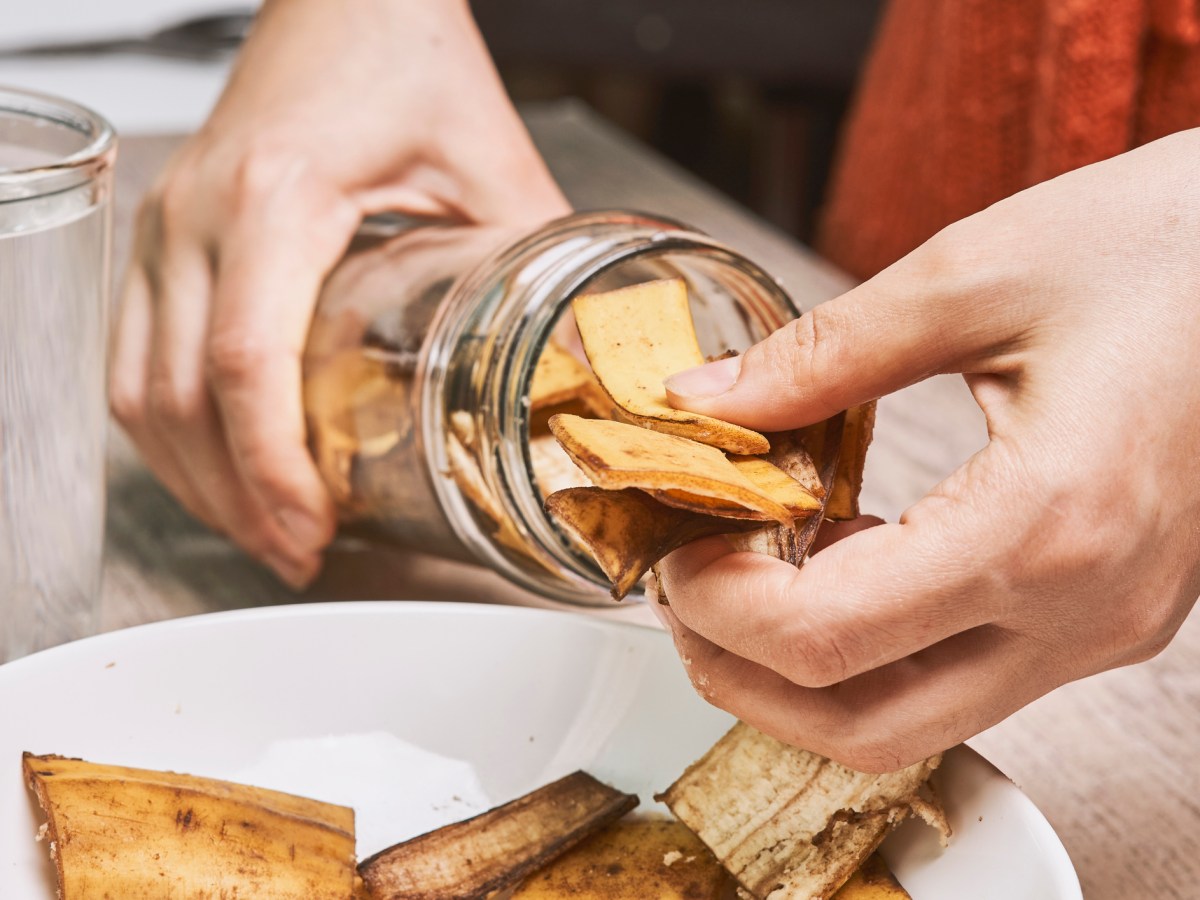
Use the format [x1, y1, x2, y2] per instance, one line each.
[0, 602, 1081, 897]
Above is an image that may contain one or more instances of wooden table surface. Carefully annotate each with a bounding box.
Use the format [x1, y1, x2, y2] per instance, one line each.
[98, 101, 1198, 898]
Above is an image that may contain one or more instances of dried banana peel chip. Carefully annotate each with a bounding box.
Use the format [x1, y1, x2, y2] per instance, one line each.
[657, 724, 943, 900]
[729, 456, 822, 515]
[23, 753, 356, 899]
[528, 342, 616, 435]
[529, 433, 591, 498]
[763, 431, 825, 501]
[447, 430, 504, 525]
[530, 340, 598, 411]
[831, 853, 912, 899]
[573, 278, 769, 455]
[546, 487, 757, 600]
[512, 819, 735, 900]
[825, 401, 876, 521]
[548, 415, 793, 525]
[359, 771, 637, 900]
[304, 350, 408, 509]
[447, 430, 532, 560]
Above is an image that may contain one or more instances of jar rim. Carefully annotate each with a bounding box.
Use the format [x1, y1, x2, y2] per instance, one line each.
[419, 210, 801, 606]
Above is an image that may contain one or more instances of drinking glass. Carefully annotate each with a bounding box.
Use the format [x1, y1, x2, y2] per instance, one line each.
[0, 87, 116, 662]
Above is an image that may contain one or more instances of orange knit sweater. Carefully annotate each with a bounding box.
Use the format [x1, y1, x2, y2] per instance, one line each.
[818, 0, 1200, 279]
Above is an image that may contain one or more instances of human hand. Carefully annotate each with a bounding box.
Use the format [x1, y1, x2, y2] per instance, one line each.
[109, 0, 568, 586]
[654, 129, 1200, 772]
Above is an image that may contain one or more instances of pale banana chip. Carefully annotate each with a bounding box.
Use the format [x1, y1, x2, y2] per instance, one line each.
[450, 410, 478, 452]
[573, 278, 769, 455]
[546, 487, 756, 600]
[548, 415, 793, 525]
[304, 350, 408, 508]
[530, 340, 597, 412]
[657, 723, 943, 900]
[528, 342, 616, 435]
[447, 430, 504, 525]
[529, 433, 591, 498]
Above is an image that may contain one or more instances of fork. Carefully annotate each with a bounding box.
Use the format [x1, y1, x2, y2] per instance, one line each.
[0, 10, 255, 62]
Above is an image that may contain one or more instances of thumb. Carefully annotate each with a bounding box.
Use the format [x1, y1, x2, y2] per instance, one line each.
[664, 240, 1021, 431]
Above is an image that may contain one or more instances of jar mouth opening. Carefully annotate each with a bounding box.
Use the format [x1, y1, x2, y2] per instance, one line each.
[0, 86, 116, 203]
[419, 211, 800, 607]
[509, 240, 800, 600]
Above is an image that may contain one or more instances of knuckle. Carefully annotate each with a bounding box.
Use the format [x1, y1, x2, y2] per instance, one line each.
[785, 305, 842, 415]
[205, 328, 271, 386]
[230, 139, 304, 207]
[236, 442, 298, 501]
[156, 174, 194, 228]
[905, 218, 1010, 311]
[772, 607, 859, 691]
[776, 622, 854, 688]
[231, 520, 281, 559]
[108, 373, 144, 426]
[145, 371, 204, 427]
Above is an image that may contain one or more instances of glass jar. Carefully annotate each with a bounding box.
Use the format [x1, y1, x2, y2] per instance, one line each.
[303, 211, 799, 606]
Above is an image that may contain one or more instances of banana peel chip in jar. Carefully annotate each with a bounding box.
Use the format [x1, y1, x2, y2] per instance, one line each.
[529, 339, 600, 411]
[572, 278, 770, 455]
[548, 414, 794, 525]
[528, 340, 615, 434]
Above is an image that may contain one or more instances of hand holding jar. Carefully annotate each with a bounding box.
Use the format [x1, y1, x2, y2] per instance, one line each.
[108, 0, 567, 586]
[655, 130, 1200, 772]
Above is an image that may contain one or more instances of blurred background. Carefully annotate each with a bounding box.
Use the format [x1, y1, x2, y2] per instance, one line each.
[0, 0, 883, 240]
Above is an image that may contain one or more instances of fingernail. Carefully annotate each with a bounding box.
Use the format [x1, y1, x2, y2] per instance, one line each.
[264, 551, 317, 590]
[277, 507, 325, 550]
[664, 355, 741, 400]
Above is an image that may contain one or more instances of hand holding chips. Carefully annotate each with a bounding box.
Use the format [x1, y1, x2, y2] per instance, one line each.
[652, 133, 1200, 772]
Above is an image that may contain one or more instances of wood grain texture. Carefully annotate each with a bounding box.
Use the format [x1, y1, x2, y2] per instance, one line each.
[92, 102, 1199, 898]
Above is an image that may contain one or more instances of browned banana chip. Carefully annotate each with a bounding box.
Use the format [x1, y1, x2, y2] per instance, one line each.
[573, 278, 769, 455]
[548, 415, 793, 525]
[763, 430, 825, 500]
[359, 771, 637, 900]
[793, 410, 845, 560]
[546, 487, 757, 600]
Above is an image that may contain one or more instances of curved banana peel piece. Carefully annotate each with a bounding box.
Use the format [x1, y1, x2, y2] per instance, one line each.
[23, 753, 357, 899]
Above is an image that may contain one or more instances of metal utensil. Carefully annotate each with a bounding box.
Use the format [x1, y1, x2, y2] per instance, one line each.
[0, 10, 255, 62]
